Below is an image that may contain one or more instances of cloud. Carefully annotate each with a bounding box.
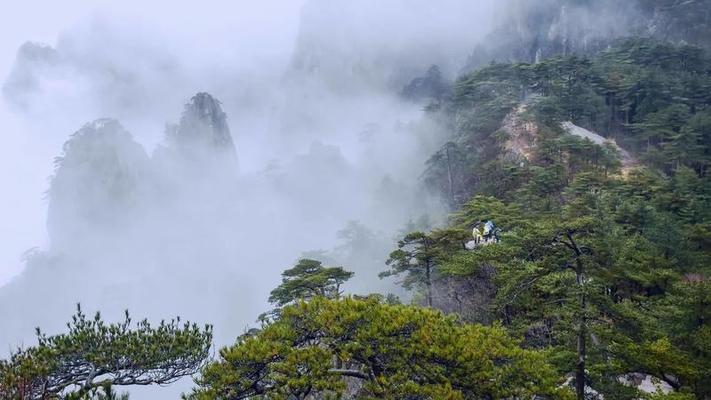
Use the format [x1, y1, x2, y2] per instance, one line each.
[0, 2, 501, 397]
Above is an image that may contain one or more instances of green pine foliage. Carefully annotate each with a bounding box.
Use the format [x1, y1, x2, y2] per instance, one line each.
[187, 296, 570, 400]
[268, 259, 354, 307]
[0, 306, 212, 400]
[409, 38, 711, 399]
[4, 25, 711, 400]
[425, 38, 711, 205]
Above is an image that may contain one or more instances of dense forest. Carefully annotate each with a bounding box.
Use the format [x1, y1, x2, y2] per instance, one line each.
[2, 1, 711, 399]
[418, 37, 711, 399]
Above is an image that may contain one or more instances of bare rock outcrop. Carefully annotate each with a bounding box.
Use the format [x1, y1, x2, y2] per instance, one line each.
[154, 92, 238, 180]
[499, 103, 636, 171]
[562, 121, 635, 169]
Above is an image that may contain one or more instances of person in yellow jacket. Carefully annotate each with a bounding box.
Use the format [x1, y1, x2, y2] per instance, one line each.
[472, 226, 484, 244]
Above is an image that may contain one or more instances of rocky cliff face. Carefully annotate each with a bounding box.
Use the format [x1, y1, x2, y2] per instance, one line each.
[46, 92, 238, 252]
[47, 118, 150, 250]
[500, 103, 540, 163]
[287, 0, 495, 95]
[169, 93, 235, 153]
[465, 0, 711, 70]
[1, 92, 240, 353]
[159, 92, 237, 174]
[467, 0, 634, 68]
[499, 103, 636, 171]
[643, 0, 711, 48]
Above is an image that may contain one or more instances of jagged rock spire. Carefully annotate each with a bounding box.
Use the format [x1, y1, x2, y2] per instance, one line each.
[166, 92, 237, 160]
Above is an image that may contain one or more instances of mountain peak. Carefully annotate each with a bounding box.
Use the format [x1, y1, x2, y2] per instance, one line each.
[171, 92, 235, 152]
[48, 118, 149, 249]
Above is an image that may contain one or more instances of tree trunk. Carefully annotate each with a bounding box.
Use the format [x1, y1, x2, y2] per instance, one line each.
[576, 267, 587, 400]
[445, 145, 455, 206]
[569, 233, 587, 400]
[425, 261, 433, 307]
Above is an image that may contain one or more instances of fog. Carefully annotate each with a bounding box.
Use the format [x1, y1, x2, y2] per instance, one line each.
[1, 0, 674, 397]
[0, 1, 507, 397]
[9, 1, 687, 399]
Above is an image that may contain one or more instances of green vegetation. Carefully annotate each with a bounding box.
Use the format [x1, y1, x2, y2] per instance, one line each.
[412, 38, 711, 399]
[188, 296, 569, 400]
[260, 259, 354, 323]
[426, 38, 711, 205]
[380, 229, 470, 307]
[3, 29, 710, 400]
[268, 259, 353, 307]
[0, 306, 212, 400]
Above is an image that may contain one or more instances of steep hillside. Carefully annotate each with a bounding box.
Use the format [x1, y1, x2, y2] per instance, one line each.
[424, 38, 711, 206]
[2, 4, 711, 400]
[405, 38, 711, 398]
[466, 0, 711, 69]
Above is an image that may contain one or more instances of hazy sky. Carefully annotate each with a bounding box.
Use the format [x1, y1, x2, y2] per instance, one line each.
[0, 2, 498, 397]
[0, 0, 305, 285]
